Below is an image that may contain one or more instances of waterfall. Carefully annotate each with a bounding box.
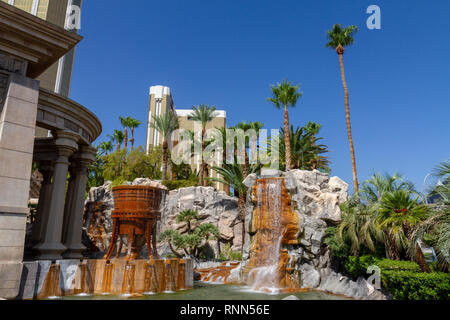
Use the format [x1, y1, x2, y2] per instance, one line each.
[247, 178, 284, 293]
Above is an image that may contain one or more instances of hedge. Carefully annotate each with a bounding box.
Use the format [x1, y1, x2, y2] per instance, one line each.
[381, 270, 450, 300]
[343, 255, 450, 300]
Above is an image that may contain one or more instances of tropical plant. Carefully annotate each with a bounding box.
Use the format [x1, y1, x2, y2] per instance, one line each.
[150, 112, 179, 180]
[158, 229, 183, 258]
[305, 121, 323, 169]
[378, 190, 431, 272]
[119, 116, 133, 150]
[98, 141, 113, 156]
[128, 118, 142, 150]
[189, 104, 217, 186]
[268, 125, 330, 171]
[176, 209, 201, 234]
[236, 121, 253, 178]
[360, 172, 416, 204]
[249, 121, 264, 164]
[208, 162, 262, 253]
[108, 129, 124, 151]
[267, 79, 302, 171]
[336, 196, 384, 257]
[326, 24, 359, 193]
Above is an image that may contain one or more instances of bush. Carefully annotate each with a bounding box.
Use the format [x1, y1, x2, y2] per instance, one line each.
[344, 255, 380, 278]
[162, 179, 198, 191]
[218, 243, 242, 261]
[381, 270, 450, 300]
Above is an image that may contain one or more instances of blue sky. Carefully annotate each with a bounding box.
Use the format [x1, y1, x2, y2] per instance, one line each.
[70, 0, 450, 193]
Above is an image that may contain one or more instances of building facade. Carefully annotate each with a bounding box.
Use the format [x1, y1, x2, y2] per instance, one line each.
[0, 1, 100, 299]
[145, 85, 227, 191]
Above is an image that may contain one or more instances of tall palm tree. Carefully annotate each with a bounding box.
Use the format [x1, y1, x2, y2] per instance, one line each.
[119, 116, 133, 150]
[326, 24, 359, 193]
[108, 129, 124, 151]
[267, 79, 302, 171]
[151, 112, 179, 181]
[128, 118, 142, 150]
[189, 104, 217, 186]
[98, 141, 113, 156]
[208, 162, 262, 253]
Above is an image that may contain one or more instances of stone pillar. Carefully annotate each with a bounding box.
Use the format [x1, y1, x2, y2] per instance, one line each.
[62, 146, 96, 259]
[31, 164, 54, 248]
[0, 73, 39, 299]
[34, 132, 78, 260]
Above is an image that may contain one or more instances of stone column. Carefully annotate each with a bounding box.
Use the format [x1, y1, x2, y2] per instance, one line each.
[0, 73, 39, 299]
[31, 164, 54, 248]
[62, 146, 96, 259]
[35, 132, 78, 260]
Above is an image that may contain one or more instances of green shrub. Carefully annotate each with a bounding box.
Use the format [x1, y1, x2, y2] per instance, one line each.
[219, 243, 242, 261]
[344, 255, 380, 278]
[381, 270, 450, 300]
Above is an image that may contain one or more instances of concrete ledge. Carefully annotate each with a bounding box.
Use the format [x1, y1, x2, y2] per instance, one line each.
[0, 262, 23, 299]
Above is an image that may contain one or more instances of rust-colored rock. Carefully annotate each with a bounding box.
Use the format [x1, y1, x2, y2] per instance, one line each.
[244, 178, 300, 291]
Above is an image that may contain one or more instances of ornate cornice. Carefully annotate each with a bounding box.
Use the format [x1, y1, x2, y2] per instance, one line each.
[0, 1, 82, 78]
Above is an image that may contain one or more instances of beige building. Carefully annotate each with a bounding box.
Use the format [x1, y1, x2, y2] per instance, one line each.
[1, 0, 83, 137]
[145, 85, 227, 191]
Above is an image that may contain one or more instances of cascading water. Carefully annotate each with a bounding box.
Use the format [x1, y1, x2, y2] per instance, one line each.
[247, 178, 284, 293]
[245, 177, 300, 293]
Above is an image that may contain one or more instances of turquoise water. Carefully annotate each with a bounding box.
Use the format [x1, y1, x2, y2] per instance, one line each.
[60, 282, 349, 300]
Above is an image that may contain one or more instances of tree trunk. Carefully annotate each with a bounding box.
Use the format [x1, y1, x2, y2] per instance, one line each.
[338, 51, 359, 194]
[130, 128, 135, 151]
[284, 105, 291, 171]
[123, 127, 128, 150]
[162, 140, 168, 181]
[402, 222, 430, 273]
[200, 129, 205, 186]
[169, 242, 181, 258]
[238, 192, 246, 253]
[222, 149, 231, 195]
[385, 230, 400, 260]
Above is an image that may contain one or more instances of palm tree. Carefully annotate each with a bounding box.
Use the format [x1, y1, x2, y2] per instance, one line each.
[212, 127, 231, 195]
[267, 79, 302, 171]
[360, 172, 417, 260]
[98, 141, 113, 156]
[336, 196, 384, 257]
[108, 129, 124, 151]
[151, 112, 179, 181]
[378, 190, 431, 272]
[305, 122, 322, 169]
[268, 125, 330, 171]
[119, 116, 133, 150]
[189, 105, 217, 186]
[208, 162, 262, 253]
[176, 209, 201, 234]
[326, 24, 359, 193]
[128, 118, 142, 150]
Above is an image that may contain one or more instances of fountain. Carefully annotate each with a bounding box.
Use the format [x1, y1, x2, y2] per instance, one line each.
[34, 185, 194, 299]
[244, 177, 300, 293]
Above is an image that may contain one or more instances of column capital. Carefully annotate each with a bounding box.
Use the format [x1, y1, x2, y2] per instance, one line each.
[72, 145, 97, 172]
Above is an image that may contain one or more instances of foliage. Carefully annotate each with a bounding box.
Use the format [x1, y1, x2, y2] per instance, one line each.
[157, 210, 220, 258]
[103, 146, 162, 183]
[162, 178, 199, 191]
[266, 125, 330, 171]
[360, 172, 416, 204]
[335, 196, 384, 257]
[324, 227, 352, 261]
[267, 79, 302, 110]
[325, 24, 358, 49]
[381, 270, 450, 300]
[218, 243, 243, 261]
[86, 152, 105, 193]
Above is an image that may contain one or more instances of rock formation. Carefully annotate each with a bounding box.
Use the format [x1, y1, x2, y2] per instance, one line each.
[241, 169, 390, 299]
[83, 179, 241, 259]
